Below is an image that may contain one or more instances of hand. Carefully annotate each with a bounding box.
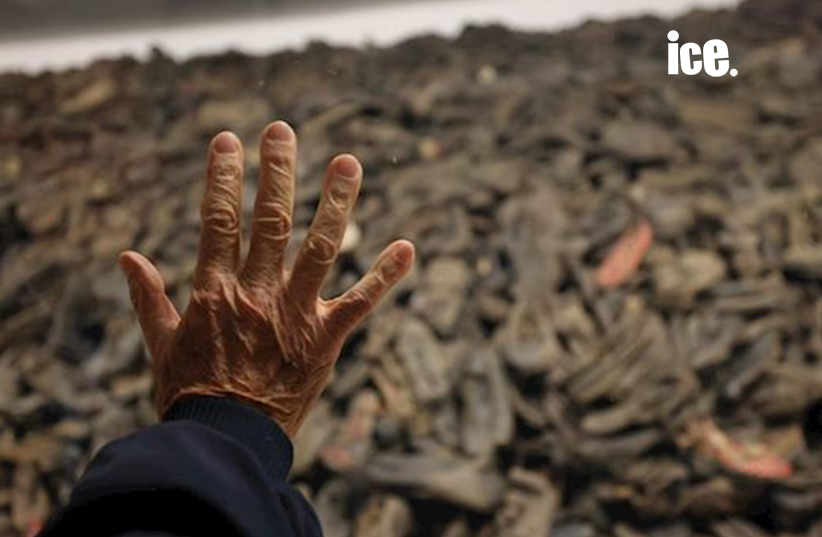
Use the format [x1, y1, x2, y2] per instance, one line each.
[119, 121, 415, 438]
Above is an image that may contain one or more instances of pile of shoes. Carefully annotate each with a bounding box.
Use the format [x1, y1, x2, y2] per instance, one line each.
[1, 0, 822, 535]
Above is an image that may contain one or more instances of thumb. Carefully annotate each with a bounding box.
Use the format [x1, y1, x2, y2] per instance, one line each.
[119, 251, 181, 357]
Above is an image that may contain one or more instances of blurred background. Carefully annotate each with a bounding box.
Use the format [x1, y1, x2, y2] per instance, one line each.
[3, 0, 822, 536]
[1, 0, 734, 72]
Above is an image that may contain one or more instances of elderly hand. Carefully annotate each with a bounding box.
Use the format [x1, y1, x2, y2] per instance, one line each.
[119, 121, 415, 438]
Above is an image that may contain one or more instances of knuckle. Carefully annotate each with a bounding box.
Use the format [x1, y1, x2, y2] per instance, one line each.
[255, 203, 293, 241]
[211, 156, 242, 183]
[191, 273, 236, 303]
[328, 180, 353, 205]
[202, 200, 239, 233]
[189, 284, 223, 310]
[242, 283, 272, 305]
[214, 163, 241, 180]
[304, 233, 338, 265]
[343, 288, 373, 313]
[324, 196, 348, 219]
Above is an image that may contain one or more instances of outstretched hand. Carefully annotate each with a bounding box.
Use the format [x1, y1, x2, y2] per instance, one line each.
[119, 121, 415, 437]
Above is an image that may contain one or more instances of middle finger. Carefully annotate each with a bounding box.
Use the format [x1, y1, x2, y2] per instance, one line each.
[241, 120, 297, 288]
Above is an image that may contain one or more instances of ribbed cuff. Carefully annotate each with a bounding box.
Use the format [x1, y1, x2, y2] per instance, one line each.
[163, 396, 293, 482]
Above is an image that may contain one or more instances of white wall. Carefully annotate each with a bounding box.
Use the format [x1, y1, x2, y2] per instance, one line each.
[0, 0, 738, 74]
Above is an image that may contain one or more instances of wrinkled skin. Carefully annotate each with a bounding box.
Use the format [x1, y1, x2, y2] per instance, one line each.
[120, 121, 415, 438]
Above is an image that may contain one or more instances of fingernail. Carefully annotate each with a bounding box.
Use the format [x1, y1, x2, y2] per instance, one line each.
[266, 121, 293, 142]
[335, 155, 361, 179]
[213, 132, 239, 153]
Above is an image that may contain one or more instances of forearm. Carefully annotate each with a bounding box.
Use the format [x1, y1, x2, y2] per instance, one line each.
[39, 396, 322, 537]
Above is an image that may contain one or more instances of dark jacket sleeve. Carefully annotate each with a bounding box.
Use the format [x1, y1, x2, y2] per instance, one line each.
[38, 396, 323, 537]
